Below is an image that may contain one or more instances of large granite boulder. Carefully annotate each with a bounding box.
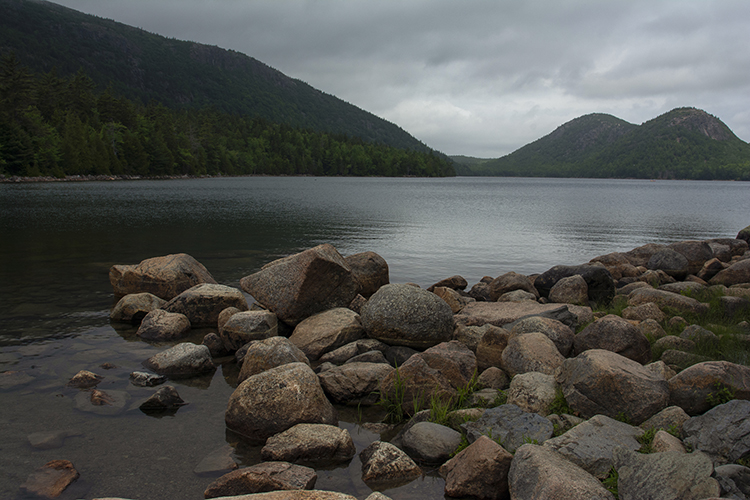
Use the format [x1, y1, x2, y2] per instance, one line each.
[317, 362, 394, 405]
[203, 461, 316, 499]
[627, 287, 709, 316]
[163, 283, 248, 327]
[361, 283, 453, 349]
[506, 371, 558, 416]
[683, 400, 750, 466]
[548, 274, 589, 306]
[344, 251, 389, 298]
[378, 353, 455, 417]
[488, 272, 539, 301]
[534, 264, 615, 304]
[647, 248, 690, 279]
[557, 349, 669, 425]
[573, 314, 651, 364]
[238, 337, 310, 384]
[454, 302, 580, 330]
[669, 240, 715, 276]
[261, 424, 355, 465]
[239, 244, 359, 326]
[509, 444, 615, 500]
[500, 332, 564, 377]
[461, 404, 553, 453]
[225, 362, 337, 442]
[110, 292, 166, 324]
[109, 253, 216, 300]
[668, 360, 750, 415]
[221, 310, 278, 352]
[135, 309, 191, 341]
[143, 343, 215, 378]
[510, 316, 575, 357]
[439, 435, 513, 500]
[289, 308, 365, 361]
[401, 421, 462, 464]
[710, 259, 750, 287]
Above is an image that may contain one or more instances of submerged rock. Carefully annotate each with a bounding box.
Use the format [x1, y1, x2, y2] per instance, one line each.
[20, 460, 79, 499]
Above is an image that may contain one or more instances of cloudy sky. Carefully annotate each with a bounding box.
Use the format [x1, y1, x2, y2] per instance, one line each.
[53, 0, 750, 158]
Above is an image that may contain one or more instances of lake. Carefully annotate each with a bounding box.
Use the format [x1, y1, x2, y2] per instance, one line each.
[0, 176, 748, 499]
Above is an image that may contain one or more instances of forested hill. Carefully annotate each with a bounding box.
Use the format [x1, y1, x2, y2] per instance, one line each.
[0, 0, 433, 153]
[455, 108, 750, 180]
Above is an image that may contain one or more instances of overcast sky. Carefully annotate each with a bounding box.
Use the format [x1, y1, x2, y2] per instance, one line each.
[53, 0, 750, 158]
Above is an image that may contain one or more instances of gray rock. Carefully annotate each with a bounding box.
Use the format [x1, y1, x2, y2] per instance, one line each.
[574, 314, 651, 364]
[668, 360, 750, 415]
[193, 444, 238, 476]
[500, 331, 564, 377]
[109, 292, 166, 323]
[683, 399, 750, 465]
[488, 271, 539, 301]
[680, 324, 720, 347]
[384, 345, 418, 367]
[590, 252, 641, 280]
[651, 429, 686, 453]
[613, 446, 719, 500]
[202, 332, 231, 358]
[221, 310, 278, 352]
[659, 281, 707, 294]
[497, 289, 538, 302]
[142, 342, 215, 378]
[714, 464, 750, 500]
[361, 283, 453, 349]
[719, 295, 750, 318]
[109, 253, 216, 300]
[163, 283, 248, 327]
[129, 371, 167, 387]
[401, 421, 462, 464]
[439, 435, 513, 500]
[345, 251, 389, 298]
[628, 287, 709, 316]
[697, 257, 727, 281]
[506, 372, 558, 416]
[639, 405, 690, 434]
[639, 318, 668, 340]
[647, 248, 690, 279]
[344, 350, 388, 365]
[557, 349, 669, 425]
[225, 362, 337, 442]
[261, 423, 355, 464]
[509, 444, 615, 500]
[27, 430, 81, 450]
[318, 342, 360, 365]
[135, 309, 191, 341]
[461, 404, 553, 453]
[360, 441, 421, 487]
[534, 264, 616, 305]
[624, 243, 669, 267]
[290, 308, 365, 361]
[454, 302, 578, 329]
[203, 461, 316, 499]
[549, 274, 589, 306]
[669, 240, 715, 275]
[654, 335, 696, 352]
[511, 316, 575, 357]
[240, 244, 359, 326]
[317, 362, 394, 405]
[543, 414, 643, 479]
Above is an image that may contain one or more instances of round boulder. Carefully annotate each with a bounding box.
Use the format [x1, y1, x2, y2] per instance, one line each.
[221, 310, 278, 352]
[238, 336, 310, 384]
[290, 308, 365, 361]
[344, 251, 389, 298]
[573, 314, 652, 364]
[511, 316, 574, 357]
[500, 332, 564, 377]
[110, 292, 166, 324]
[163, 283, 248, 327]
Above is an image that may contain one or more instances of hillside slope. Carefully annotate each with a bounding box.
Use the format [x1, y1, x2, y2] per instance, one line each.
[0, 0, 434, 152]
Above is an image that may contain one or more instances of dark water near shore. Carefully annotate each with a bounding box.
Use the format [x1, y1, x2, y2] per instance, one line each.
[0, 176, 748, 499]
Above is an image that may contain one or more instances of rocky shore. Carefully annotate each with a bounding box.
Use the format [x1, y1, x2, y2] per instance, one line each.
[38, 225, 750, 499]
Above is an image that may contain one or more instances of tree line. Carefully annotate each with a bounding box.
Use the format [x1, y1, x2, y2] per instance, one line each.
[0, 54, 455, 178]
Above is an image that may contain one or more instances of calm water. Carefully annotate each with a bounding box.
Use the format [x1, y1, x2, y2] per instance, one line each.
[0, 176, 748, 499]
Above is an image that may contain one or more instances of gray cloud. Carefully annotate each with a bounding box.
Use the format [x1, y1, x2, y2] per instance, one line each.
[54, 0, 750, 157]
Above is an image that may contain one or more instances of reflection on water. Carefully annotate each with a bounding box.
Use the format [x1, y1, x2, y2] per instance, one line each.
[0, 177, 748, 499]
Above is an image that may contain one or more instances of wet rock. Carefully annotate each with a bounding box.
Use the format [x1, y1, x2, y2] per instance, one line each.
[543, 414, 644, 479]
[109, 253, 216, 300]
[318, 362, 394, 405]
[509, 444, 615, 500]
[129, 371, 167, 387]
[202, 332, 231, 357]
[461, 404, 553, 453]
[203, 461, 316, 498]
[290, 308, 365, 361]
[510, 316, 575, 357]
[359, 441, 421, 487]
[534, 264, 615, 304]
[361, 283, 453, 349]
[221, 310, 279, 352]
[20, 460, 79, 498]
[139, 385, 187, 413]
[261, 423, 355, 464]
[238, 336, 310, 384]
[240, 244, 359, 326]
[194, 444, 238, 476]
[488, 272, 539, 301]
[614, 446, 719, 500]
[135, 309, 191, 341]
[557, 349, 669, 425]
[668, 360, 750, 415]
[143, 342, 215, 378]
[401, 421, 462, 464]
[428, 275, 468, 292]
[226, 362, 337, 442]
[506, 371, 557, 416]
[109, 292, 166, 323]
[574, 314, 652, 365]
[27, 430, 81, 450]
[345, 251, 389, 298]
[440, 435, 513, 500]
[548, 274, 588, 306]
[628, 287, 709, 316]
[74, 389, 130, 416]
[162, 283, 248, 327]
[67, 370, 103, 389]
[683, 399, 750, 465]
[500, 331, 564, 377]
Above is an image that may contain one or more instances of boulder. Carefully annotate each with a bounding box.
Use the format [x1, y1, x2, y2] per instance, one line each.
[668, 360, 750, 415]
[359, 441, 421, 487]
[401, 421, 462, 464]
[427, 275, 468, 292]
[361, 283, 453, 349]
[500, 332, 564, 377]
[509, 444, 615, 500]
[454, 302, 580, 330]
[109, 292, 166, 323]
[344, 350, 388, 365]
[194, 445, 238, 476]
[344, 251, 389, 298]
[378, 355, 455, 417]
[67, 370, 103, 389]
[669, 240, 715, 275]
[506, 372, 558, 416]
[628, 287, 709, 316]
[202, 492, 357, 500]
[239, 244, 359, 326]
[318, 362, 394, 405]
[135, 309, 191, 341]
[162, 283, 248, 327]
[225, 363, 337, 442]
[109, 253, 217, 300]
[543, 414, 644, 479]
[548, 274, 588, 306]
[590, 252, 640, 280]
[510, 316, 575, 357]
[461, 404, 553, 453]
[142, 343, 215, 378]
[488, 272, 539, 301]
[624, 243, 668, 267]
[534, 264, 615, 304]
[737, 225, 750, 243]
[680, 324, 719, 346]
[289, 308, 365, 361]
[261, 424, 355, 464]
[639, 405, 691, 434]
[432, 286, 473, 313]
[203, 461, 316, 499]
[659, 281, 706, 294]
[683, 399, 750, 465]
[710, 258, 750, 286]
[557, 349, 669, 425]
[439, 435, 513, 500]
[622, 302, 666, 323]
[651, 430, 686, 453]
[475, 326, 512, 371]
[221, 310, 278, 352]
[647, 248, 690, 279]
[20, 460, 80, 499]
[613, 446, 719, 500]
[238, 337, 310, 384]
[454, 323, 495, 352]
[478, 367, 510, 390]
[573, 314, 651, 365]
[718, 295, 750, 318]
[468, 281, 493, 302]
[218, 306, 242, 333]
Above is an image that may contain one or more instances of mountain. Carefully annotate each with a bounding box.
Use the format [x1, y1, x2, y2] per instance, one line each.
[460, 108, 750, 180]
[0, 0, 435, 153]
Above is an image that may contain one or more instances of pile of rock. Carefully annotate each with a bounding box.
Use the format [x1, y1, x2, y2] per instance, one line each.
[92, 227, 750, 499]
